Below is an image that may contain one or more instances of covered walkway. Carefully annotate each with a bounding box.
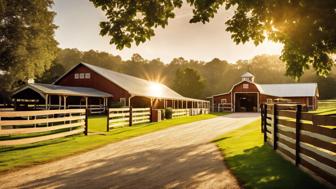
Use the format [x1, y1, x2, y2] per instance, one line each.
[12, 83, 112, 111]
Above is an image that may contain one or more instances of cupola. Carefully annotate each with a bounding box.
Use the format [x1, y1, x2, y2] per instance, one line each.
[241, 72, 255, 82]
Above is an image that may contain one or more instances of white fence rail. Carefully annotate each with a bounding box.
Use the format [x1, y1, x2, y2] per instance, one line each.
[132, 108, 151, 125]
[108, 108, 130, 128]
[0, 109, 86, 146]
[172, 109, 189, 118]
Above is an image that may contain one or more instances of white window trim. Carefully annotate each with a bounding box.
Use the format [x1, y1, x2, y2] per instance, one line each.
[243, 83, 249, 89]
[79, 73, 85, 79]
[221, 99, 227, 104]
[85, 73, 91, 79]
[74, 73, 79, 79]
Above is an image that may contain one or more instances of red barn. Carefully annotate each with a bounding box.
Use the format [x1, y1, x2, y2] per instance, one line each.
[209, 72, 319, 112]
[13, 62, 209, 110]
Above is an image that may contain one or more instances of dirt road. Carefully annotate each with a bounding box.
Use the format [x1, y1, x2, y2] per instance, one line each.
[0, 113, 259, 189]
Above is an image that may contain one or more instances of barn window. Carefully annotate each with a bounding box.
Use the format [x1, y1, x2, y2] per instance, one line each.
[74, 73, 79, 79]
[85, 73, 91, 79]
[79, 73, 85, 79]
[243, 84, 249, 89]
[267, 99, 273, 104]
[221, 99, 227, 104]
[120, 98, 126, 106]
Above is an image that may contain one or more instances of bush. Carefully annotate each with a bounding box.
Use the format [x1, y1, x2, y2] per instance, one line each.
[109, 101, 124, 108]
[165, 108, 173, 119]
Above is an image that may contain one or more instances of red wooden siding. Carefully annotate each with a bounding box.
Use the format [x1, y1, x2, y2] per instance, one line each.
[212, 80, 317, 112]
[55, 65, 131, 102]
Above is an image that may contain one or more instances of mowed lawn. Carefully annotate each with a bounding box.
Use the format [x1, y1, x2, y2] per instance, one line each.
[0, 113, 226, 172]
[313, 99, 336, 115]
[214, 120, 327, 189]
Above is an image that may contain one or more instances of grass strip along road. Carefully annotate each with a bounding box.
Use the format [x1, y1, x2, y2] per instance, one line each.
[0, 113, 226, 172]
[214, 120, 327, 189]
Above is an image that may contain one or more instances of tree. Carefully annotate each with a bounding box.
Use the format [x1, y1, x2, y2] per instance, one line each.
[172, 67, 205, 98]
[0, 0, 58, 90]
[90, 0, 336, 79]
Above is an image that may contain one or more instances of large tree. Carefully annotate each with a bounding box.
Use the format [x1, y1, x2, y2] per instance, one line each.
[90, 0, 336, 79]
[0, 0, 58, 90]
[173, 67, 205, 98]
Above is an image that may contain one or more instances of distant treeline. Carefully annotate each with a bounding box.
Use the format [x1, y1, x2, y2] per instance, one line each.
[38, 48, 336, 100]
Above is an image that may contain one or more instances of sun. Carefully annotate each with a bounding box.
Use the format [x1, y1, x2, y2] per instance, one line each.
[149, 82, 163, 96]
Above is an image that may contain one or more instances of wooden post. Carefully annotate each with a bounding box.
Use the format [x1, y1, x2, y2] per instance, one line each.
[45, 94, 49, 110]
[273, 104, 278, 150]
[129, 106, 133, 126]
[261, 104, 264, 132]
[263, 104, 267, 143]
[150, 106, 153, 122]
[106, 108, 110, 132]
[295, 104, 302, 166]
[84, 108, 88, 135]
[63, 96, 67, 110]
[58, 96, 61, 110]
[85, 97, 88, 109]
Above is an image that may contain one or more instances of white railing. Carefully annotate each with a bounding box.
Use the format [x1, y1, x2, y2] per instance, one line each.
[0, 109, 86, 146]
[108, 107, 151, 129]
[172, 109, 189, 118]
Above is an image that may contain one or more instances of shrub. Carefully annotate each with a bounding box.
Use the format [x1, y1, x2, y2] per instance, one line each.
[165, 108, 173, 119]
[110, 101, 124, 108]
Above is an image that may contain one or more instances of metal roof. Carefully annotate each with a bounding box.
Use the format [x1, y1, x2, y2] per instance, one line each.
[211, 81, 318, 98]
[13, 83, 112, 98]
[80, 63, 206, 101]
[241, 72, 254, 78]
[258, 83, 318, 97]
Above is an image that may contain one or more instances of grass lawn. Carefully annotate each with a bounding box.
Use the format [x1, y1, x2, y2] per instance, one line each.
[214, 119, 327, 189]
[0, 113, 227, 172]
[313, 99, 336, 115]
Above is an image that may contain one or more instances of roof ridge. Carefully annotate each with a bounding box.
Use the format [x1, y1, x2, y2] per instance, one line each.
[259, 83, 317, 85]
[81, 62, 153, 84]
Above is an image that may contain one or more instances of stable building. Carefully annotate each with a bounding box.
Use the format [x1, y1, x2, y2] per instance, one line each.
[209, 72, 319, 112]
[13, 62, 209, 110]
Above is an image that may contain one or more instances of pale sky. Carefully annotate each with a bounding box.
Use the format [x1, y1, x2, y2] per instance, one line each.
[52, 0, 283, 63]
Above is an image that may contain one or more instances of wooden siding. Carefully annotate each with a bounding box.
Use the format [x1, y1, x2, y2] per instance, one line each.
[212, 81, 318, 112]
[55, 64, 131, 102]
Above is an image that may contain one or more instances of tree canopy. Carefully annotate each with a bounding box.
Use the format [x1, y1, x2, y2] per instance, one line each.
[0, 0, 58, 90]
[42, 49, 336, 99]
[173, 67, 205, 98]
[90, 0, 336, 79]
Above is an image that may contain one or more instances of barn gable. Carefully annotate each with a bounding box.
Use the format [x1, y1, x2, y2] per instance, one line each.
[210, 72, 319, 112]
[54, 63, 130, 101]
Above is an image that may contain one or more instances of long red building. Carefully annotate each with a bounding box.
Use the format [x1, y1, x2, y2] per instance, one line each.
[209, 72, 319, 112]
[13, 62, 209, 110]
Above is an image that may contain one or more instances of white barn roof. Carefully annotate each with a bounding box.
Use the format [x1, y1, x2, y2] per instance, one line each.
[257, 83, 318, 97]
[14, 83, 112, 98]
[56, 63, 207, 102]
[241, 72, 254, 78]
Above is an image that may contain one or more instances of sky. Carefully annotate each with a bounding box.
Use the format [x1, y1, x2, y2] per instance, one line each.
[52, 0, 283, 63]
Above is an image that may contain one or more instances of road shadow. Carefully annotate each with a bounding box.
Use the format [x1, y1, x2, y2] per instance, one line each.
[18, 143, 235, 189]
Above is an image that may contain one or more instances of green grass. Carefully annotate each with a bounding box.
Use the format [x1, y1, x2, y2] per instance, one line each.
[214, 120, 327, 189]
[313, 99, 336, 115]
[0, 113, 226, 172]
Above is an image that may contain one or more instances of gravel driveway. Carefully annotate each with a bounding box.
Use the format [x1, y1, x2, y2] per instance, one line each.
[0, 113, 259, 189]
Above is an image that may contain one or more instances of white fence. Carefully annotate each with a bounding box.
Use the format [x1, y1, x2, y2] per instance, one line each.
[0, 109, 86, 146]
[172, 109, 189, 118]
[108, 107, 151, 129]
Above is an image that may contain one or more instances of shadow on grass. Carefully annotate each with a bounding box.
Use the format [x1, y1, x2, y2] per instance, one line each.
[223, 144, 327, 189]
[0, 136, 76, 153]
